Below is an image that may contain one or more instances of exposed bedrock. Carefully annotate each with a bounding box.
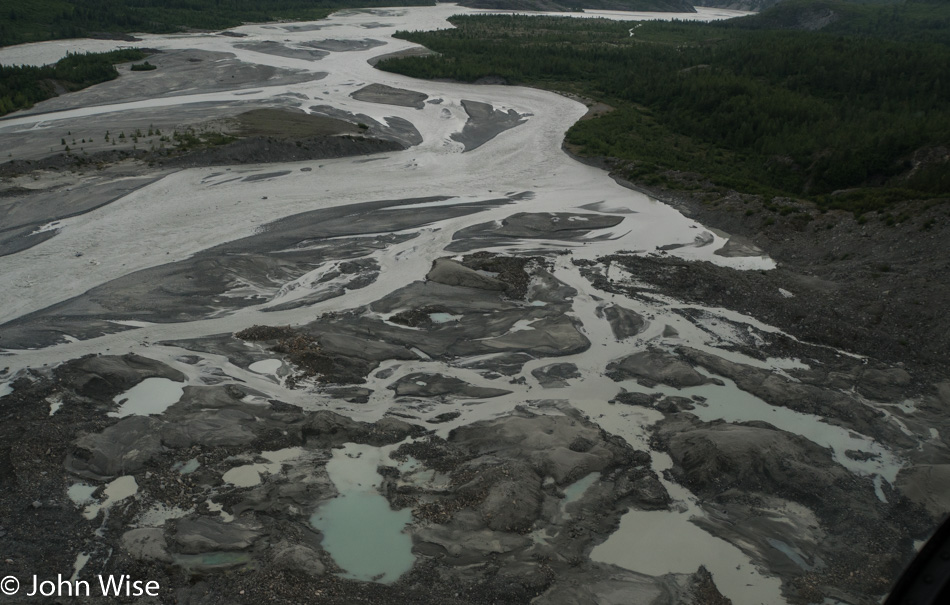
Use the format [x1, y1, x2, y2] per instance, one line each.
[172, 516, 262, 554]
[300, 411, 426, 448]
[56, 353, 186, 400]
[66, 415, 166, 480]
[427, 258, 508, 291]
[598, 303, 647, 340]
[534, 566, 728, 605]
[652, 414, 930, 603]
[1, 346, 731, 604]
[228, 269, 591, 385]
[390, 409, 671, 571]
[895, 464, 950, 519]
[66, 384, 289, 480]
[531, 362, 581, 388]
[389, 372, 512, 399]
[233, 257, 588, 387]
[375, 408, 688, 602]
[714, 234, 764, 258]
[607, 347, 722, 388]
[258, 260, 591, 381]
[447, 411, 638, 484]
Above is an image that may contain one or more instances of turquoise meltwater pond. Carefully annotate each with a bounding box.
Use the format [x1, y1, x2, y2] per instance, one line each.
[309, 443, 415, 583]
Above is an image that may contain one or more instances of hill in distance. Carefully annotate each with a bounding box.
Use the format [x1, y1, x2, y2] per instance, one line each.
[693, 0, 903, 15]
[456, 0, 696, 12]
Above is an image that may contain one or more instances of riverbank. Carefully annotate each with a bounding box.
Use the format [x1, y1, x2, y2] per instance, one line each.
[609, 165, 950, 380]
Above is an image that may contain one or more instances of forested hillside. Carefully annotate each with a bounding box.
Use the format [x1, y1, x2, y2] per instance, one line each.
[455, 0, 695, 12]
[729, 0, 950, 44]
[379, 1, 950, 214]
[693, 0, 897, 12]
[0, 0, 435, 48]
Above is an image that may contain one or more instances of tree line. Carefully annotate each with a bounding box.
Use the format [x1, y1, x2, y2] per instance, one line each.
[378, 3, 950, 214]
[0, 49, 146, 116]
[0, 0, 436, 48]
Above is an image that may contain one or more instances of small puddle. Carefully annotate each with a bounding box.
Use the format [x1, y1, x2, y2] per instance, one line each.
[222, 447, 304, 487]
[249, 359, 282, 374]
[560, 472, 599, 519]
[110, 378, 184, 418]
[429, 312, 461, 324]
[83, 475, 138, 520]
[309, 443, 414, 583]
[174, 458, 200, 474]
[562, 472, 598, 502]
[67, 483, 97, 506]
[767, 538, 820, 571]
[70, 553, 89, 582]
[591, 482, 785, 604]
[173, 552, 252, 570]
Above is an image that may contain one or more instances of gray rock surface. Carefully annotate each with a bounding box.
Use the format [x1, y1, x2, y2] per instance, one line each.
[389, 372, 512, 399]
[159, 408, 257, 448]
[600, 304, 647, 340]
[59, 353, 186, 399]
[172, 517, 261, 554]
[652, 414, 928, 601]
[350, 83, 428, 109]
[607, 348, 718, 388]
[426, 258, 508, 291]
[896, 464, 950, 518]
[301, 411, 426, 448]
[271, 544, 326, 576]
[67, 415, 166, 480]
[531, 363, 581, 388]
[714, 234, 765, 257]
[677, 346, 914, 445]
[448, 411, 635, 484]
[451, 100, 528, 151]
[305, 38, 386, 52]
[121, 528, 172, 562]
[235, 41, 329, 61]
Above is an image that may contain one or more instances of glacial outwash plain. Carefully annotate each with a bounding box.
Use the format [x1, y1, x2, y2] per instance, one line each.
[0, 3, 948, 605]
